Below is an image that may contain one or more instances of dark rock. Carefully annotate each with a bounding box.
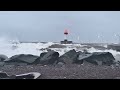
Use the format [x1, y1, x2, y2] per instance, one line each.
[82, 60, 97, 66]
[77, 51, 83, 55]
[49, 44, 66, 48]
[9, 75, 16, 79]
[40, 52, 48, 58]
[5, 54, 39, 65]
[39, 48, 47, 51]
[58, 49, 79, 64]
[5, 62, 28, 66]
[0, 72, 9, 78]
[39, 51, 59, 65]
[73, 53, 92, 64]
[0, 54, 8, 61]
[75, 52, 115, 66]
[61, 49, 78, 59]
[33, 52, 47, 64]
[46, 48, 52, 52]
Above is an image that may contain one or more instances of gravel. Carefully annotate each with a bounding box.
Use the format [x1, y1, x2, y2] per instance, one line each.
[0, 63, 120, 79]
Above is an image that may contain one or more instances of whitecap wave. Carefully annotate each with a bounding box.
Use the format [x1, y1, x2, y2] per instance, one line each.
[0, 37, 120, 62]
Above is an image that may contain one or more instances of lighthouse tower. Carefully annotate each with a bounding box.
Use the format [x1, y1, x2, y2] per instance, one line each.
[64, 29, 68, 40]
[60, 29, 73, 44]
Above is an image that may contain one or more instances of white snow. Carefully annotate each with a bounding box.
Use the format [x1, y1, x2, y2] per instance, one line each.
[16, 72, 41, 79]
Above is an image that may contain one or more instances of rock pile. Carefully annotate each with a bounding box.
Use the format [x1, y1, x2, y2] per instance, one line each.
[0, 49, 117, 67]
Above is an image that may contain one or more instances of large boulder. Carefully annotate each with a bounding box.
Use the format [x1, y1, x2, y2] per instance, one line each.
[73, 53, 92, 64]
[58, 49, 79, 64]
[0, 54, 8, 62]
[75, 52, 115, 66]
[33, 52, 47, 64]
[36, 50, 59, 65]
[4, 54, 39, 65]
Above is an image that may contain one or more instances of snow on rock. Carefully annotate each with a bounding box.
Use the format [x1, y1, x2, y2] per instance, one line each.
[15, 72, 41, 79]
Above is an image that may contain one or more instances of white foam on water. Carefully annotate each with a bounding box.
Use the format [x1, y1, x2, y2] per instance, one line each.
[1, 36, 120, 62]
[103, 45, 108, 48]
[0, 37, 55, 58]
[87, 47, 120, 57]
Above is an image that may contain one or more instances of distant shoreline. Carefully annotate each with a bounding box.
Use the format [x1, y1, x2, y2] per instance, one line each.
[19, 41, 119, 45]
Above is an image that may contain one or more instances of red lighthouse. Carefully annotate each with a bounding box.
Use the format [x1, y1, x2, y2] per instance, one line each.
[64, 29, 68, 40]
[60, 29, 72, 44]
[64, 29, 68, 35]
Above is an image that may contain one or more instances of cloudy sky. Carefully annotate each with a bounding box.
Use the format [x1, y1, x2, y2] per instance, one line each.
[0, 11, 120, 43]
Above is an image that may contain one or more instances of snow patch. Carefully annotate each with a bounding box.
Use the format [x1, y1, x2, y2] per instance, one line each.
[16, 72, 41, 79]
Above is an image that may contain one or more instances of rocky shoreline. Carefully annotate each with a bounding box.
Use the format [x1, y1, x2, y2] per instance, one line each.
[0, 44, 120, 79]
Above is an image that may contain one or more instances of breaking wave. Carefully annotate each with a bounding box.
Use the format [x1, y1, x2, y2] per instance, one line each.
[0, 36, 120, 61]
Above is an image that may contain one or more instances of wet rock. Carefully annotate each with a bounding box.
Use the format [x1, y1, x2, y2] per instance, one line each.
[0, 72, 9, 78]
[58, 49, 79, 64]
[0, 54, 8, 61]
[75, 52, 115, 66]
[40, 52, 48, 57]
[73, 53, 92, 64]
[33, 52, 47, 64]
[5, 54, 39, 65]
[38, 51, 59, 65]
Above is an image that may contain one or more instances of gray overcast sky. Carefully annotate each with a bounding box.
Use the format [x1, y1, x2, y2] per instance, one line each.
[0, 11, 120, 43]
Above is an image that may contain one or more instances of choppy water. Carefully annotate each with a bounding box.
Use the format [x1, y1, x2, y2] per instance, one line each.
[0, 37, 120, 61]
